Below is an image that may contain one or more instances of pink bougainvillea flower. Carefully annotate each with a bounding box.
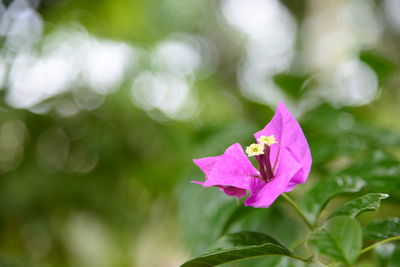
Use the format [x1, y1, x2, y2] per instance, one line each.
[192, 102, 312, 208]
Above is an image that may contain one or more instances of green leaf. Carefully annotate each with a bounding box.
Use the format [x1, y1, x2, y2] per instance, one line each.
[364, 218, 400, 240]
[181, 231, 299, 267]
[273, 73, 312, 99]
[300, 176, 365, 224]
[329, 193, 389, 219]
[307, 216, 362, 264]
[359, 50, 397, 83]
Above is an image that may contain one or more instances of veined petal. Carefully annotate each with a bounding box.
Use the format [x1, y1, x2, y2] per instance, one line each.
[253, 102, 312, 186]
[244, 148, 301, 208]
[192, 143, 259, 197]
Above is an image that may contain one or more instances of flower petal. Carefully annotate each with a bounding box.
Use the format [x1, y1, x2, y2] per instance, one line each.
[192, 143, 259, 197]
[193, 156, 219, 174]
[217, 186, 247, 198]
[190, 182, 247, 198]
[253, 102, 312, 187]
[244, 148, 301, 208]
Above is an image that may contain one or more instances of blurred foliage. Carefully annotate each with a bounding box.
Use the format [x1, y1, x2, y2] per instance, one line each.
[0, 0, 400, 266]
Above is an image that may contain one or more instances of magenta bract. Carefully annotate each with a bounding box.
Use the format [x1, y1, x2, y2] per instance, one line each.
[192, 102, 312, 208]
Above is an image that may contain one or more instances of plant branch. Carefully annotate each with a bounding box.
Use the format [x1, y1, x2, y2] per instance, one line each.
[359, 236, 400, 255]
[282, 193, 314, 230]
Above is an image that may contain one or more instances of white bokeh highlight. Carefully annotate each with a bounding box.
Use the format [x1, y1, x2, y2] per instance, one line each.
[383, 0, 400, 34]
[333, 60, 378, 106]
[303, 0, 382, 107]
[6, 27, 136, 109]
[222, 0, 297, 107]
[131, 71, 197, 120]
[0, 0, 43, 50]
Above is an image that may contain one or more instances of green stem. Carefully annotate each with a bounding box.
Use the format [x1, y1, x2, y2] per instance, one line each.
[291, 255, 312, 263]
[281, 193, 314, 230]
[359, 236, 400, 255]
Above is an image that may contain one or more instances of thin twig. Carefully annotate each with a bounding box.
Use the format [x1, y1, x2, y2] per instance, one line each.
[359, 236, 400, 255]
[282, 193, 314, 230]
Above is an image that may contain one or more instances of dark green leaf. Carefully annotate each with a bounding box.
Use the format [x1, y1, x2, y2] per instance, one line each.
[329, 193, 389, 219]
[307, 216, 362, 264]
[300, 176, 365, 224]
[181, 231, 298, 267]
[233, 255, 283, 267]
[359, 50, 397, 83]
[364, 218, 400, 240]
[273, 73, 312, 99]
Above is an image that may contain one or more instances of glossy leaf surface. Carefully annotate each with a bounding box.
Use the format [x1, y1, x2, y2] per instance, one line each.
[308, 216, 362, 264]
[300, 176, 365, 223]
[181, 231, 296, 267]
[329, 193, 389, 219]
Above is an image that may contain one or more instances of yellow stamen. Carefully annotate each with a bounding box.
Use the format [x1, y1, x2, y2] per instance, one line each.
[246, 143, 264, 157]
[258, 135, 277, 146]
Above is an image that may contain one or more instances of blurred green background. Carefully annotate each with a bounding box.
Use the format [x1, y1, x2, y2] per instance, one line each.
[1, 0, 400, 266]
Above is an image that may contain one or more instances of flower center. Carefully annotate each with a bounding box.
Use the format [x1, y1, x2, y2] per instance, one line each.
[245, 143, 264, 156]
[258, 135, 277, 146]
[246, 135, 277, 182]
